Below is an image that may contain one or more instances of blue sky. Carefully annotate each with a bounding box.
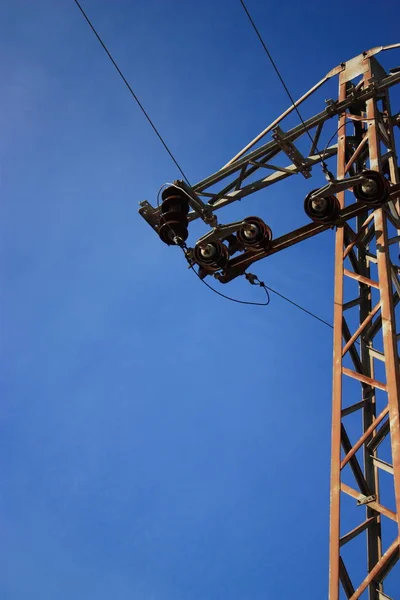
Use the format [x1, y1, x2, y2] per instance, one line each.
[1, 1, 400, 598]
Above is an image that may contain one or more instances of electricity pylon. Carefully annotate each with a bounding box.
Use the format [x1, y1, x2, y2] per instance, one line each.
[139, 45, 400, 599]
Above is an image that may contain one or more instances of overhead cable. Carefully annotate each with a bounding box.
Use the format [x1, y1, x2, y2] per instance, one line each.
[239, 0, 331, 174]
[72, 0, 190, 183]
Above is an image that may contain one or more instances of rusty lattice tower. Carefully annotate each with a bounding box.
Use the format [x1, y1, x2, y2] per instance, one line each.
[139, 46, 400, 599]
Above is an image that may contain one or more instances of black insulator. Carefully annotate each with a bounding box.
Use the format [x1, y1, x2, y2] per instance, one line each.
[353, 170, 390, 206]
[158, 187, 190, 245]
[236, 217, 272, 251]
[304, 189, 340, 223]
[193, 241, 229, 271]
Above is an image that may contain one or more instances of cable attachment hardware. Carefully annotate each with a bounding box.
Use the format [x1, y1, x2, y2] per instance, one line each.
[245, 272, 265, 288]
[245, 272, 270, 303]
[245, 273, 258, 285]
[321, 161, 335, 182]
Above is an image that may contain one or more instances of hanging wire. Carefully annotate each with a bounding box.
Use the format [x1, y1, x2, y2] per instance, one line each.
[187, 261, 271, 306]
[74, 0, 339, 325]
[322, 117, 377, 163]
[73, 1, 270, 307]
[238, 0, 332, 176]
[263, 284, 333, 329]
[72, 0, 190, 184]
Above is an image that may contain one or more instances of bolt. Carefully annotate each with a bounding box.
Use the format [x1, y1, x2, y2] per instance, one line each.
[200, 244, 216, 259]
[243, 224, 259, 239]
[312, 197, 328, 213]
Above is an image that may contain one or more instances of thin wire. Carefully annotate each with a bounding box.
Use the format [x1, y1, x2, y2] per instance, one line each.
[239, 0, 326, 166]
[189, 254, 336, 325]
[155, 185, 269, 305]
[161, 186, 335, 317]
[188, 263, 271, 306]
[72, 1, 267, 307]
[72, 0, 190, 184]
[73, 0, 344, 322]
[264, 284, 333, 329]
[159, 194, 334, 318]
[322, 122, 348, 163]
[322, 118, 376, 163]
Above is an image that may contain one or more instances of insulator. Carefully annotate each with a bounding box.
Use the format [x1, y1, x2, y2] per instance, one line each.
[193, 240, 229, 271]
[236, 217, 272, 251]
[304, 189, 340, 223]
[353, 170, 390, 206]
[158, 186, 190, 245]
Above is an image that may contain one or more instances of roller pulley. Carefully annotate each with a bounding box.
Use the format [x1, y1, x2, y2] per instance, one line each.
[158, 186, 190, 245]
[304, 190, 340, 224]
[353, 170, 390, 206]
[236, 217, 272, 251]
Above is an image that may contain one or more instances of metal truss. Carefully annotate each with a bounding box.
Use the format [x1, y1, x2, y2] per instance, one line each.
[139, 45, 400, 599]
[139, 45, 400, 237]
[329, 54, 400, 600]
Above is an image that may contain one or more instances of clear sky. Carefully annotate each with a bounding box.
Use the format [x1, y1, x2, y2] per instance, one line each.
[1, 1, 400, 599]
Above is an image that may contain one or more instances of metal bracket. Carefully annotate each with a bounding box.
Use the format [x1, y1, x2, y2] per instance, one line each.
[378, 591, 394, 600]
[272, 126, 312, 179]
[196, 220, 246, 246]
[138, 200, 160, 232]
[325, 98, 338, 116]
[357, 494, 376, 506]
[309, 173, 368, 200]
[177, 181, 217, 225]
[138, 181, 219, 235]
[391, 111, 400, 128]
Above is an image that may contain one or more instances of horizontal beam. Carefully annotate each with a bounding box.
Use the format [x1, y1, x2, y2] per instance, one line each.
[194, 146, 338, 213]
[343, 270, 380, 289]
[193, 70, 400, 193]
[341, 401, 365, 417]
[341, 484, 397, 522]
[372, 457, 394, 475]
[218, 202, 370, 282]
[342, 368, 387, 392]
[343, 297, 362, 311]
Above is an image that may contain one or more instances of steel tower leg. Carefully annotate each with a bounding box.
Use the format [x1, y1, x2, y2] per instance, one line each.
[329, 56, 400, 599]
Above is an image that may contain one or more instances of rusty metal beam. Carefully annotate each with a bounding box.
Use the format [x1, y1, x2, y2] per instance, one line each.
[340, 558, 356, 599]
[341, 484, 397, 522]
[340, 517, 377, 547]
[329, 57, 400, 600]
[349, 540, 400, 600]
[341, 407, 389, 469]
[342, 301, 381, 357]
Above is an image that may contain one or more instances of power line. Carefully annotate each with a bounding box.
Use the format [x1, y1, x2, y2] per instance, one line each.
[264, 284, 333, 329]
[322, 117, 377, 162]
[192, 256, 333, 327]
[239, 0, 327, 167]
[183, 237, 332, 323]
[72, 0, 190, 184]
[74, 0, 335, 328]
[189, 263, 271, 306]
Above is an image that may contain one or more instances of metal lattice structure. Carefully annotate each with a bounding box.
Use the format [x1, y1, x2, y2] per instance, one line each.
[139, 45, 400, 599]
[329, 53, 400, 600]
